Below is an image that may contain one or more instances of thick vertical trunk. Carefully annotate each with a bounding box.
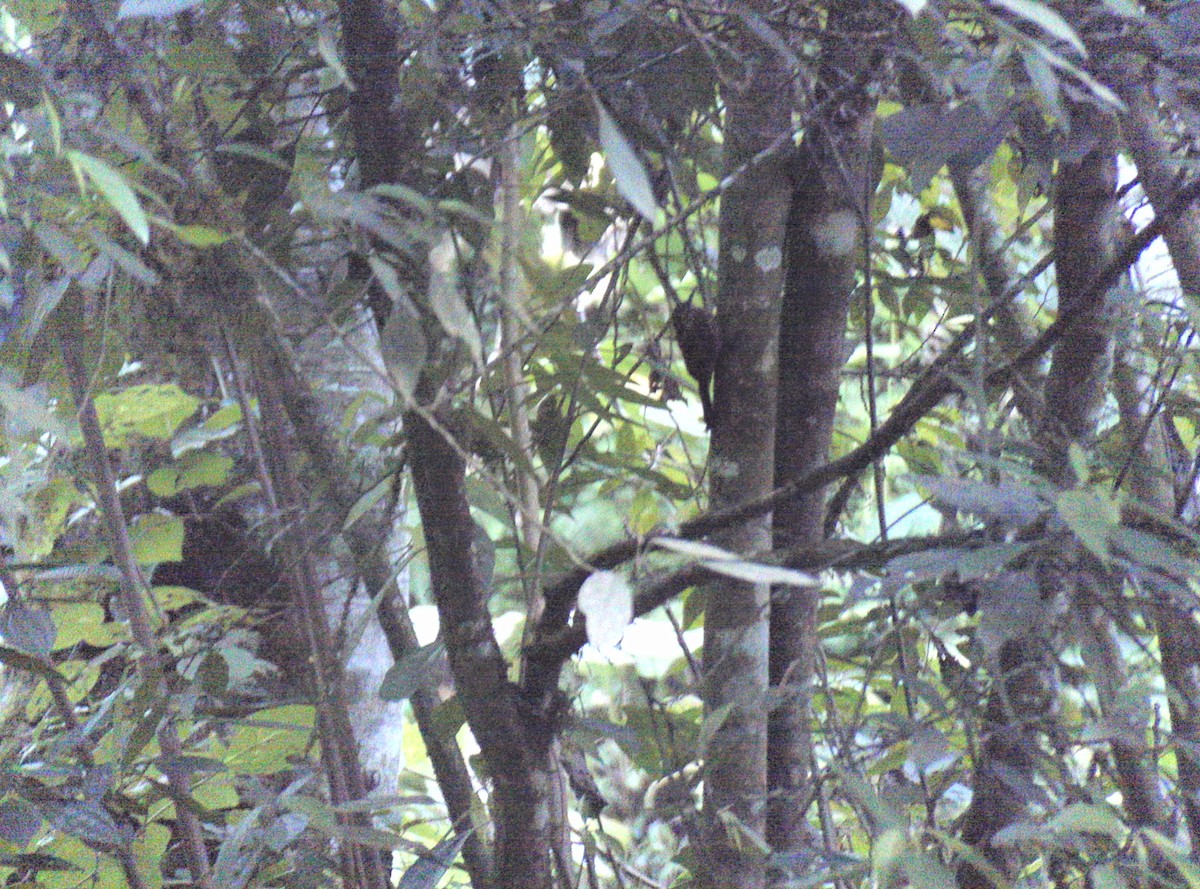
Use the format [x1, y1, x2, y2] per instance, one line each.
[769, 1, 886, 863]
[331, 2, 499, 885]
[407, 415, 556, 889]
[698, 11, 793, 887]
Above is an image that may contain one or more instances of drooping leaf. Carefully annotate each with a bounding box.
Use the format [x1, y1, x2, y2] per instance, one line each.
[86, 226, 160, 283]
[654, 537, 740, 562]
[42, 801, 125, 853]
[913, 475, 1046, 524]
[379, 642, 446, 703]
[67, 151, 150, 244]
[0, 53, 46, 108]
[1047, 803, 1127, 840]
[976, 571, 1042, 654]
[473, 522, 495, 589]
[902, 849, 958, 889]
[210, 804, 263, 889]
[0, 798, 43, 846]
[881, 103, 1011, 190]
[427, 233, 483, 366]
[398, 828, 472, 889]
[342, 474, 394, 532]
[991, 0, 1086, 56]
[593, 98, 660, 224]
[317, 25, 356, 91]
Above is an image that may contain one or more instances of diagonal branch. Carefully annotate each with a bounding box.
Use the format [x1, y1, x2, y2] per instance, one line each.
[524, 175, 1200, 700]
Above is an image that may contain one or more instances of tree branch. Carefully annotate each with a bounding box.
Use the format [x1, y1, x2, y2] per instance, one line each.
[525, 175, 1200, 699]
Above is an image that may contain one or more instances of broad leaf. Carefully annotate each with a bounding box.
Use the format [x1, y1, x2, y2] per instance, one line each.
[578, 570, 633, 649]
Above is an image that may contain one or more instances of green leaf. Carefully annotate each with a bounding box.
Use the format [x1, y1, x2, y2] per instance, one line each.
[129, 513, 185, 564]
[219, 705, 314, 774]
[373, 257, 428, 399]
[902, 850, 958, 889]
[171, 402, 243, 456]
[94, 383, 199, 447]
[146, 451, 233, 497]
[1056, 488, 1120, 561]
[697, 701, 733, 755]
[696, 558, 810, 586]
[399, 829, 472, 889]
[86, 226, 160, 284]
[427, 233, 482, 366]
[317, 25, 355, 91]
[473, 522, 495, 589]
[1090, 862, 1129, 889]
[342, 474, 394, 532]
[1047, 803, 1126, 840]
[1139, 830, 1200, 889]
[991, 0, 1086, 56]
[117, 0, 202, 18]
[379, 642, 446, 703]
[1100, 0, 1141, 16]
[593, 98, 661, 225]
[67, 151, 150, 245]
[171, 223, 233, 247]
[43, 801, 124, 853]
[52, 601, 126, 650]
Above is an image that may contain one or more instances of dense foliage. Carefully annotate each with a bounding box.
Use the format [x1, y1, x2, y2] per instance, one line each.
[1, 1, 1200, 888]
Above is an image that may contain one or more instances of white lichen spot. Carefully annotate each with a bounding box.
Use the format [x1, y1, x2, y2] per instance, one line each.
[730, 244, 747, 263]
[532, 800, 551, 830]
[754, 246, 783, 272]
[709, 455, 739, 480]
[813, 209, 860, 258]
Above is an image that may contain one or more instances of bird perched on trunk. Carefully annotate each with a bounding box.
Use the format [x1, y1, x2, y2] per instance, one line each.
[671, 301, 718, 429]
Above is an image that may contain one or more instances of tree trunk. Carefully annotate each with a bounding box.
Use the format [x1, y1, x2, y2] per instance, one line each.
[698, 9, 792, 887]
[770, 1, 887, 865]
[1110, 59, 1200, 846]
[960, 125, 1123, 889]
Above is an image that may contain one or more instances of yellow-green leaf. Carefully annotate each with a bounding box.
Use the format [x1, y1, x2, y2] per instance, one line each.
[172, 223, 232, 247]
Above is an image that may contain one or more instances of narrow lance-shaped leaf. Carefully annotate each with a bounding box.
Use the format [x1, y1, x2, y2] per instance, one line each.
[593, 98, 661, 225]
[117, 0, 203, 18]
[67, 151, 150, 245]
[991, 0, 1086, 56]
